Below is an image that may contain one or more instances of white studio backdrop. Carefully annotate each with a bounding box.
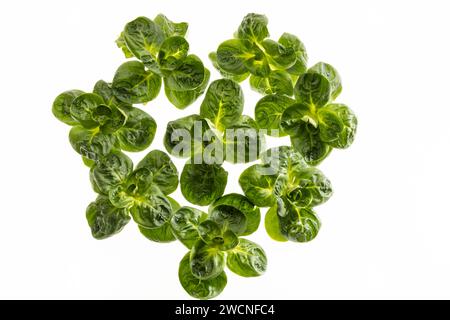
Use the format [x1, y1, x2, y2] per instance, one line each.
[0, 0, 449, 299]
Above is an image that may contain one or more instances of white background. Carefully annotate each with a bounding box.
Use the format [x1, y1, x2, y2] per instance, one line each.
[0, 0, 449, 299]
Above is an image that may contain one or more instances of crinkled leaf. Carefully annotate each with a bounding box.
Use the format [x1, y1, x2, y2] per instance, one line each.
[294, 72, 331, 108]
[136, 149, 179, 195]
[209, 52, 249, 82]
[190, 240, 225, 280]
[164, 114, 201, 157]
[112, 61, 161, 104]
[274, 167, 333, 208]
[280, 102, 317, 135]
[239, 164, 277, 207]
[52, 90, 84, 126]
[216, 39, 252, 76]
[70, 93, 104, 129]
[93, 80, 116, 106]
[237, 13, 269, 43]
[154, 14, 188, 38]
[210, 193, 260, 236]
[179, 253, 227, 300]
[180, 162, 228, 206]
[165, 54, 205, 91]
[261, 39, 296, 69]
[243, 44, 270, 77]
[249, 71, 293, 96]
[255, 94, 295, 136]
[317, 103, 357, 149]
[227, 239, 267, 277]
[158, 36, 189, 71]
[279, 33, 308, 76]
[264, 206, 287, 242]
[309, 62, 342, 100]
[123, 16, 164, 64]
[200, 79, 244, 131]
[170, 206, 208, 249]
[276, 199, 321, 242]
[261, 146, 308, 175]
[90, 151, 133, 194]
[209, 205, 247, 236]
[68, 126, 115, 161]
[86, 196, 130, 240]
[115, 106, 157, 152]
[290, 123, 332, 165]
[164, 68, 210, 109]
[129, 186, 172, 228]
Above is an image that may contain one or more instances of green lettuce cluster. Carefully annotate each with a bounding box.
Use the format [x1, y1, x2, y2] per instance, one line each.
[52, 13, 357, 300]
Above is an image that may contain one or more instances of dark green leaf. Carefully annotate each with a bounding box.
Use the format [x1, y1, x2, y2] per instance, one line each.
[216, 39, 253, 76]
[136, 149, 179, 195]
[255, 94, 295, 136]
[123, 16, 164, 63]
[86, 196, 130, 239]
[170, 206, 208, 249]
[115, 106, 157, 152]
[276, 199, 321, 242]
[261, 146, 308, 176]
[165, 54, 205, 91]
[279, 33, 308, 76]
[264, 206, 287, 242]
[249, 71, 294, 96]
[190, 240, 225, 280]
[200, 79, 244, 131]
[154, 14, 188, 38]
[112, 61, 161, 104]
[209, 205, 247, 236]
[158, 36, 189, 71]
[280, 102, 317, 136]
[210, 193, 261, 236]
[261, 39, 296, 69]
[68, 126, 115, 161]
[164, 68, 210, 109]
[164, 114, 201, 158]
[294, 72, 331, 108]
[52, 90, 84, 125]
[198, 220, 238, 251]
[179, 253, 227, 300]
[237, 13, 269, 43]
[129, 186, 172, 228]
[209, 52, 249, 82]
[70, 93, 104, 129]
[317, 103, 357, 149]
[309, 62, 342, 100]
[90, 151, 133, 194]
[290, 123, 332, 165]
[227, 239, 267, 277]
[274, 167, 333, 208]
[93, 80, 115, 106]
[238, 164, 277, 207]
[180, 162, 228, 206]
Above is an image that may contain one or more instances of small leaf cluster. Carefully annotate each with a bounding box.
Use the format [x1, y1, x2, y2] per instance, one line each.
[211, 13, 357, 165]
[88, 150, 179, 239]
[240, 146, 332, 242]
[116, 14, 210, 109]
[173, 194, 265, 299]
